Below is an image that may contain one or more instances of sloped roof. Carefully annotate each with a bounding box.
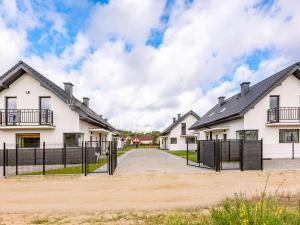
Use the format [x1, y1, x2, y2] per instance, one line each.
[190, 62, 300, 130]
[161, 110, 200, 136]
[0, 61, 115, 130]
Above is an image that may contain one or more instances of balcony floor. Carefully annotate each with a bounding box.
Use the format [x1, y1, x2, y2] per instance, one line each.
[0, 125, 55, 130]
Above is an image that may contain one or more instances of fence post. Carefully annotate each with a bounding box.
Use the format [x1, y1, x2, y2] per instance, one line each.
[240, 139, 244, 171]
[108, 141, 112, 175]
[292, 142, 295, 160]
[15, 144, 18, 175]
[186, 142, 189, 165]
[84, 141, 87, 176]
[3, 143, 6, 177]
[197, 141, 200, 166]
[34, 148, 37, 165]
[261, 139, 264, 171]
[42, 142, 45, 175]
[228, 139, 231, 162]
[81, 141, 84, 174]
[64, 143, 67, 168]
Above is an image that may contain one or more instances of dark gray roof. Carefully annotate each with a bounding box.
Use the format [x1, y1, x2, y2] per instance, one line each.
[190, 62, 300, 130]
[161, 110, 200, 136]
[0, 61, 115, 130]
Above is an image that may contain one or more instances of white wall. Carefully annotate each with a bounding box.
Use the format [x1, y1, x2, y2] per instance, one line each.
[0, 73, 111, 146]
[244, 74, 300, 158]
[197, 118, 244, 141]
[166, 114, 198, 151]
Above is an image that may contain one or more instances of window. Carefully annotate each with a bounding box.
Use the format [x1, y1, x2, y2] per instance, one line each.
[270, 96, 279, 109]
[181, 123, 186, 135]
[16, 133, 40, 148]
[236, 130, 258, 141]
[170, 138, 177, 144]
[279, 129, 299, 143]
[186, 137, 195, 144]
[40, 97, 51, 125]
[6, 97, 17, 125]
[223, 134, 227, 140]
[64, 133, 84, 147]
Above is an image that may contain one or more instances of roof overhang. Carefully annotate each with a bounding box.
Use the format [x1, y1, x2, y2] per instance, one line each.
[201, 126, 230, 132]
[89, 128, 110, 134]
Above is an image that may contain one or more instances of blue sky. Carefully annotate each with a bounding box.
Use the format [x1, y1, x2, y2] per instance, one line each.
[0, 0, 299, 131]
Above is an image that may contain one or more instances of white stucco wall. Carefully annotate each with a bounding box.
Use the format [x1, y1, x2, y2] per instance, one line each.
[0, 73, 111, 146]
[160, 114, 198, 151]
[244, 74, 300, 158]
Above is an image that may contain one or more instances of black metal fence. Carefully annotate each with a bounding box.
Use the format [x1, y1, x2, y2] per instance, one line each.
[1, 141, 118, 177]
[187, 139, 263, 171]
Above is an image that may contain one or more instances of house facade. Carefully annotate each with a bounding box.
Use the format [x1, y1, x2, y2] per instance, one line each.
[160, 110, 200, 150]
[0, 61, 117, 148]
[190, 62, 300, 159]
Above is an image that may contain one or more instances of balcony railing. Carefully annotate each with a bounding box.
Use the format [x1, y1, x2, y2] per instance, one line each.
[267, 107, 300, 123]
[0, 109, 53, 126]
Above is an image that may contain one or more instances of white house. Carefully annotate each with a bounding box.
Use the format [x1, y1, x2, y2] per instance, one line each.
[0, 61, 117, 148]
[190, 62, 300, 159]
[160, 110, 200, 150]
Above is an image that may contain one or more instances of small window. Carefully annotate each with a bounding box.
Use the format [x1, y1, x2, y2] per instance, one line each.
[279, 129, 299, 143]
[16, 133, 40, 148]
[64, 133, 84, 147]
[181, 123, 186, 135]
[186, 137, 195, 144]
[270, 96, 279, 109]
[170, 138, 177, 144]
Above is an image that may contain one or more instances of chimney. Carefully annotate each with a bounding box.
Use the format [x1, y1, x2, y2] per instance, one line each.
[177, 114, 181, 120]
[64, 82, 73, 98]
[218, 96, 225, 106]
[104, 118, 108, 122]
[240, 82, 250, 96]
[82, 97, 89, 107]
[173, 117, 176, 123]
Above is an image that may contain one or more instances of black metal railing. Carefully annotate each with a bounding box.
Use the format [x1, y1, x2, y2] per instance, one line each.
[267, 107, 300, 123]
[0, 109, 53, 126]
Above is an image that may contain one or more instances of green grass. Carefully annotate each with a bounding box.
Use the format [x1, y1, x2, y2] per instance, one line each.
[166, 150, 198, 163]
[22, 159, 107, 175]
[24, 194, 300, 225]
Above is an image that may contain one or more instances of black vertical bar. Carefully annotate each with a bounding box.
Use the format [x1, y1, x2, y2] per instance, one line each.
[84, 141, 87, 176]
[34, 148, 37, 165]
[81, 141, 84, 174]
[64, 143, 67, 168]
[186, 142, 189, 165]
[261, 139, 263, 171]
[15, 144, 18, 175]
[42, 142, 45, 175]
[228, 140, 231, 162]
[3, 143, 6, 177]
[240, 139, 244, 171]
[108, 141, 111, 175]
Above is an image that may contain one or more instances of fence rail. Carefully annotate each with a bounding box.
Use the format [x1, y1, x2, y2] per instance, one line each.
[1, 141, 118, 177]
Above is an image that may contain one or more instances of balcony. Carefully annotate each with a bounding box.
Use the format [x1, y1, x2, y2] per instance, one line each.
[0, 109, 54, 129]
[267, 107, 300, 124]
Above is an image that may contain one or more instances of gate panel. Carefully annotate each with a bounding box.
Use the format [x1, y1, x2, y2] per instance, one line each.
[243, 140, 263, 170]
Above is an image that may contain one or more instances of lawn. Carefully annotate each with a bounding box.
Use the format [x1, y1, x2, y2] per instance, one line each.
[21, 144, 154, 176]
[167, 150, 198, 163]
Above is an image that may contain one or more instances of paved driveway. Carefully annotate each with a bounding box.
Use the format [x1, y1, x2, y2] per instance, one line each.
[115, 148, 207, 175]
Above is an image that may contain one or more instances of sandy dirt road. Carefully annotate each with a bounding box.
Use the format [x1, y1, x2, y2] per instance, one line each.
[0, 170, 300, 214]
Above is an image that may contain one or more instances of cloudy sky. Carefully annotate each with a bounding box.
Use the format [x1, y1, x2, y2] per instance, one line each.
[0, 0, 300, 132]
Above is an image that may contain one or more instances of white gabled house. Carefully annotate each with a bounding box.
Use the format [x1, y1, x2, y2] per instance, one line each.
[0, 61, 117, 148]
[190, 62, 300, 159]
[160, 110, 200, 151]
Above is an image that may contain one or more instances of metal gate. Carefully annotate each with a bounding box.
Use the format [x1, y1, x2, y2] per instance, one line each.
[187, 139, 263, 171]
[84, 141, 118, 175]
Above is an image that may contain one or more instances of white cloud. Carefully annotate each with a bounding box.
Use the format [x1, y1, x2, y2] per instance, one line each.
[1, 0, 300, 132]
